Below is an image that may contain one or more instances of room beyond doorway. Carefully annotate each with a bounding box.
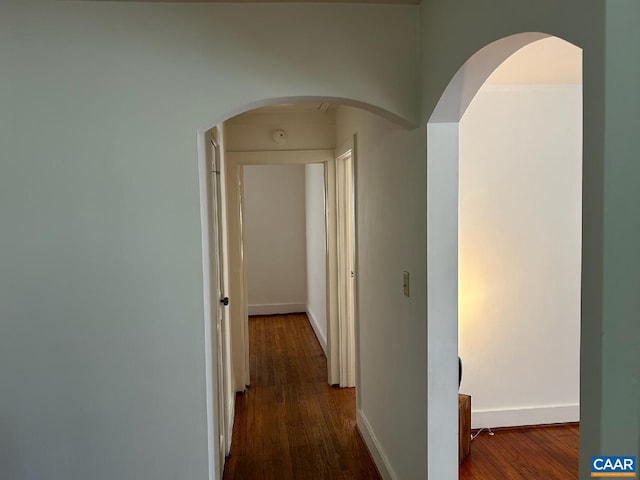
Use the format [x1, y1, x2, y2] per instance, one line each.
[426, 32, 583, 479]
[458, 36, 582, 430]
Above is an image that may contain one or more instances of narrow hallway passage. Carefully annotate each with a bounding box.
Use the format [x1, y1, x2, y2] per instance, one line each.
[223, 313, 380, 480]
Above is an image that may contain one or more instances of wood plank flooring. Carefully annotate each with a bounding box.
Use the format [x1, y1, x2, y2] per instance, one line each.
[459, 424, 579, 480]
[223, 313, 381, 480]
[223, 313, 579, 479]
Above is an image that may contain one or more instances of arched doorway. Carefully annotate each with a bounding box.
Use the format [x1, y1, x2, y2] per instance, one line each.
[426, 33, 583, 479]
[198, 97, 414, 479]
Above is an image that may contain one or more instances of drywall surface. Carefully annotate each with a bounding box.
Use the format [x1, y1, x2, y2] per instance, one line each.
[601, 0, 640, 457]
[0, 2, 418, 479]
[243, 165, 307, 314]
[305, 164, 328, 351]
[459, 84, 582, 428]
[336, 106, 427, 480]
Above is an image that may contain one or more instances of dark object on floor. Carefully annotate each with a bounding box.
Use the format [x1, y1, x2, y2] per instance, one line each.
[458, 394, 471, 464]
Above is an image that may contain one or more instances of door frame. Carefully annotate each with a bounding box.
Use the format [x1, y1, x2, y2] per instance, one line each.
[198, 126, 231, 480]
[224, 146, 356, 389]
[210, 131, 232, 461]
[334, 137, 357, 388]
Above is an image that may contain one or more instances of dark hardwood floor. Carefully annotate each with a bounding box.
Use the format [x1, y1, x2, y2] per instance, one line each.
[223, 313, 578, 479]
[223, 313, 381, 480]
[459, 424, 579, 480]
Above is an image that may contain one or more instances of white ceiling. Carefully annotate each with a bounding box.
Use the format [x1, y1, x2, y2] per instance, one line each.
[486, 37, 582, 85]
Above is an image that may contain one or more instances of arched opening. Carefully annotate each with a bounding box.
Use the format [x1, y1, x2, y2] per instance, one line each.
[198, 98, 414, 479]
[198, 96, 415, 135]
[426, 33, 583, 479]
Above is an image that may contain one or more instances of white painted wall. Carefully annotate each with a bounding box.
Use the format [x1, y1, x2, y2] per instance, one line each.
[459, 84, 582, 428]
[0, 3, 419, 479]
[243, 165, 307, 315]
[305, 164, 328, 352]
[336, 106, 427, 480]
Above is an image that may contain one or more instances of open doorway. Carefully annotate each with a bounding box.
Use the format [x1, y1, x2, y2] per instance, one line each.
[426, 33, 583, 479]
[199, 97, 420, 479]
[219, 104, 371, 478]
[459, 36, 582, 428]
[242, 163, 309, 319]
[222, 104, 358, 391]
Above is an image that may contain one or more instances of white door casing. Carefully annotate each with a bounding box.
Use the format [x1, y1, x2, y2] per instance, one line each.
[210, 132, 230, 466]
[335, 149, 356, 388]
[199, 127, 229, 480]
[225, 150, 335, 390]
[224, 140, 359, 391]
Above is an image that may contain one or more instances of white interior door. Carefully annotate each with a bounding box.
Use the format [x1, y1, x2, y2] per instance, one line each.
[336, 151, 356, 388]
[207, 131, 228, 476]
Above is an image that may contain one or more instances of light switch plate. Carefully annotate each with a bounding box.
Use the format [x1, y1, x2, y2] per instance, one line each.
[403, 271, 410, 297]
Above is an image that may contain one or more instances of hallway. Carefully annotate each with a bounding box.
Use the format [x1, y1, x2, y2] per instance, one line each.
[223, 313, 380, 479]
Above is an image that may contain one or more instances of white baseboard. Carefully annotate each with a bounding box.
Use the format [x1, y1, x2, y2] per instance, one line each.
[306, 307, 327, 355]
[248, 303, 306, 316]
[356, 409, 397, 480]
[471, 404, 579, 429]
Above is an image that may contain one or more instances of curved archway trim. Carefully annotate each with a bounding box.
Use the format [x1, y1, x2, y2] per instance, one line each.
[198, 95, 417, 134]
[429, 32, 551, 124]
